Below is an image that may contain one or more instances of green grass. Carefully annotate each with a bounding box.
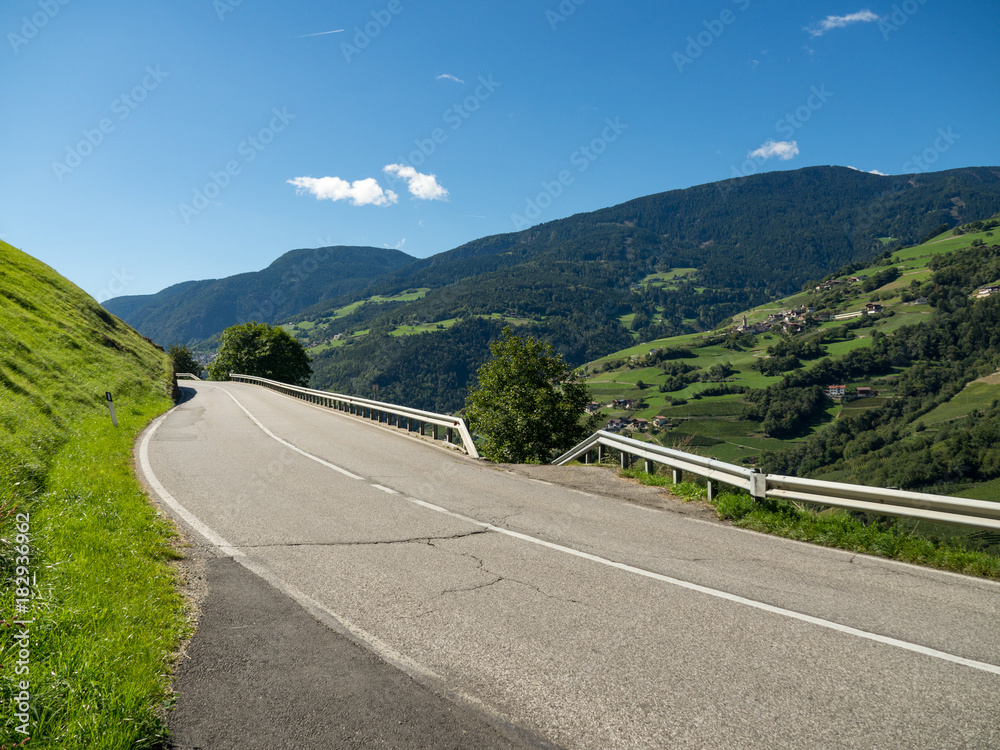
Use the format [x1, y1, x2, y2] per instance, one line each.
[0, 240, 186, 748]
[619, 467, 1000, 578]
[312, 288, 432, 324]
[920, 378, 1000, 425]
[659, 399, 745, 418]
[957, 476, 1000, 502]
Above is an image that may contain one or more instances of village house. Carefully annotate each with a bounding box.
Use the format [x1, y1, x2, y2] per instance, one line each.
[585, 402, 602, 413]
[856, 387, 874, 398]
[976, 285, 1000, 298]
[632, 418, 649, 432]
[611, 398, 638, 411]
[653, 416, 670, 427]
[866, 302, 883, 313]
[827, 384, 846, 399]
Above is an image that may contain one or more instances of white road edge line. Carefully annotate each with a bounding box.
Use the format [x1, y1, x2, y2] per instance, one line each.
[163, 388, 1000, 679]
[138, 415, 461, 702]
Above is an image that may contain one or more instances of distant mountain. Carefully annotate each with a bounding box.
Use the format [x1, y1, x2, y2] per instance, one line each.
[104, 246, 415, 345]
[304, 165, 1000, 322]
[297, 166, 1000, 410]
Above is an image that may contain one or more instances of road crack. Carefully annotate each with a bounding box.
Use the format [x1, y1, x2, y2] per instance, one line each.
[427, 547, 586, 606]
[232, 529, 492, 549]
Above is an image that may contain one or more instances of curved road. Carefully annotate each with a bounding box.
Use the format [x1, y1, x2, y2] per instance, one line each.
[143, 381, 1000, 749]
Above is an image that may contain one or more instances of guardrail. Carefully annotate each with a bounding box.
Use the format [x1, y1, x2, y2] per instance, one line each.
[175, 373, 202, 380]
[228, 374, 480, 459]
[554, 430, 1000, 531]
[554, 431, 765, 500]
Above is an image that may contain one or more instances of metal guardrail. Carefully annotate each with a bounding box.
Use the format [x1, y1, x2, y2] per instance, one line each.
[554, 430, 1000, 531]
[228, 374, 480, 459]
[554, 431, 764, 499]
[175, 373, 202, 380]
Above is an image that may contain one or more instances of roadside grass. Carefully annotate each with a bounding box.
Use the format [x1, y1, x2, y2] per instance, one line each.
[0, 240, 186, 748]
[1, 409, 187, 748]
[618, 466, 1000, 579]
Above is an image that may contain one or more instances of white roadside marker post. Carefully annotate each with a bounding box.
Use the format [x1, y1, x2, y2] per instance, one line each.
[106, 391, 118, 427]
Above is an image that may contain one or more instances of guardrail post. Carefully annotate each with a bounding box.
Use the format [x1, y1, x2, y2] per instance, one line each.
[644, 458, 654, 474]
[597, 445, 605, 463]
[433, 425, 439, 440]
[750, 470, 766, 500]
[672, 468, 682, 484]
[620, 452, 630, 469]
[447, 426, 454, 444]
[706, 480, 715, 502]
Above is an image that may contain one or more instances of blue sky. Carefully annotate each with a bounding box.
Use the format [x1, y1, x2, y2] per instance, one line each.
[2, 1, 999, 300]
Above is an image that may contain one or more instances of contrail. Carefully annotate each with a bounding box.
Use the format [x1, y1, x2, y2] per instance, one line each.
[297, 29, 344, 37]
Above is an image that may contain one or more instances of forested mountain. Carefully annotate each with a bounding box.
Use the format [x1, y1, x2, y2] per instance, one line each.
[103, 246, 415, 345]
[302, 166, 1000, 408]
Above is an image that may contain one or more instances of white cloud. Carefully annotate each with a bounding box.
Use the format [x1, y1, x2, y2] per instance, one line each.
[749, 140, 800, 161]
[848, 165, 888, 175]
[287, 176, 398, 207]
[805, 10, 880, 37]
[383, 164, 449, 201]
[436, 73, 465, 84]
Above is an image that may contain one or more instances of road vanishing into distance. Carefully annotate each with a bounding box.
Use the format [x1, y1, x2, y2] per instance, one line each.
[141, 381, 1000, 749]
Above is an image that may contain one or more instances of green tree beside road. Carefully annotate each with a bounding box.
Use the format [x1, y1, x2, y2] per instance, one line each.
[465, 327, 601, 463]
[168, 343, 203, 378]
[208, 322, 312, 386]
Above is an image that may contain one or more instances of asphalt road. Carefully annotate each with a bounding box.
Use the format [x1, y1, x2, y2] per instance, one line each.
[142, 381, 1000, 749]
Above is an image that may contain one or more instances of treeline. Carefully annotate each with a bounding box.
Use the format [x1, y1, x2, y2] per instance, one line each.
[311, 317, 505, 414]
[309, 314, 634, 413]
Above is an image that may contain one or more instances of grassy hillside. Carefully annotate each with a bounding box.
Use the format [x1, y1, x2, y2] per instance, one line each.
[583, 219, 1000, 500]
[0, 240, 186, 747]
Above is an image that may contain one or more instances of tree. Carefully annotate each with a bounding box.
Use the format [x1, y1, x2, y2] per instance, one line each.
[465, 327, 601, 463]
[168, 344, 202, 378]
[207, 322, 312, 386]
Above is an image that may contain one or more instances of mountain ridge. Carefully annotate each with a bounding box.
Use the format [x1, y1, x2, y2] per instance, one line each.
[104, 245, 416, 345]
